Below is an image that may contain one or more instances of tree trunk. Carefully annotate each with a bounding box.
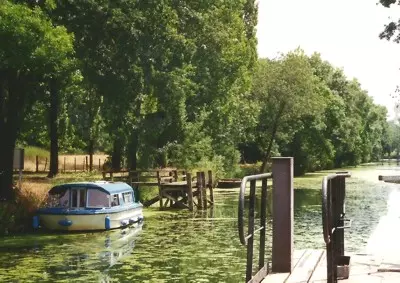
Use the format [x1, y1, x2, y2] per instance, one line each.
[127, 98, 142, 171]
[48, 79, 59, 178]
[127, 130, 139, 170]
[0, 72, 25, 200]
[88, 139, 94, 172]
[111, 139, 122, 170]
[0, 138, 16, 201]
[259, 102, 286, 173]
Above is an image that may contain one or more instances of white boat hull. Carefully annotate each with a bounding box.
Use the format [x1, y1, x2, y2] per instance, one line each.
[38, 206, 143, 231]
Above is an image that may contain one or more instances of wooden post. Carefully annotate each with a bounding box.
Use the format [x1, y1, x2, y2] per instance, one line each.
[157, 171, 163, 209]
[196, 172, 203, 209]
[63, 157, 66, 173]
[201, 171, 207, 209]
[208, 170, 214, 204]
[271, 157, 294, 273]
[99, 159, 101, 170]
[187, 172, 193, 211]
[74, 157, 77, 172]
[44, 157, 48, 172]
[173, 170, 178, 182]
[35, 156, 39, 173]
[85, 156, 88, 171]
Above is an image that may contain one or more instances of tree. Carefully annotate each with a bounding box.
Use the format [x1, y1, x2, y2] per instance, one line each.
[252, 50, 322, 172]
[379, 0, 400, 42]
[0, 1, 74, 199]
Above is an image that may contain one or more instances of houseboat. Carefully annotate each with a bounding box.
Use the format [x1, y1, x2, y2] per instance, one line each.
[33, 181, 143, 231]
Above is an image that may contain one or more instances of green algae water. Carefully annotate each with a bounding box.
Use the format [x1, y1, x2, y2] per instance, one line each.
[0, 165, 398, 282]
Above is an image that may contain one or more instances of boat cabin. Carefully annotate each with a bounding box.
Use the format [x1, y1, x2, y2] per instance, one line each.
[46, 181, 137, 209]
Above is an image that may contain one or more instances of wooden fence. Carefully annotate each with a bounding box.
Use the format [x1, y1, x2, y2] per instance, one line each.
[24, 155, 107, 173]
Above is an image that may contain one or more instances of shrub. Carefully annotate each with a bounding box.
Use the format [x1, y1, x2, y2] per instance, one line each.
[0, 182, 49, 235]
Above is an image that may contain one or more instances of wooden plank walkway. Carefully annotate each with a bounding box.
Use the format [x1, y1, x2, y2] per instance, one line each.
[263, 249, 400, 282]
[263, 181, 400, 283]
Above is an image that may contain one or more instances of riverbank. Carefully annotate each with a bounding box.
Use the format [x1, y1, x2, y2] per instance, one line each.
[0, 164, 397, 282]
[0, 164, 391, 235]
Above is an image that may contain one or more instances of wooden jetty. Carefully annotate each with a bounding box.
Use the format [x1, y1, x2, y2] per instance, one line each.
[102, 168, 214, 211]
[239, 159, 400, 283]
[263, 249, 400, 282]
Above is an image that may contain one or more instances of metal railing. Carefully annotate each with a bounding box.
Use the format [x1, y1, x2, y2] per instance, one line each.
[322, 172, 351, 283]
[238, 173, 272, 283]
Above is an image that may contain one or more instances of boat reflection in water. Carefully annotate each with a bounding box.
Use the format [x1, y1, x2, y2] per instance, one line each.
[51, 223, 143, 282]
[100, 223, 143, 269]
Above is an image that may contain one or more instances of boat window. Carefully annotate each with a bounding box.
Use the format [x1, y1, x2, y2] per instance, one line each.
[123, 192, 133, 204]
[111, 194, 119, 207]
[87, 189, 110, 208]
[47, 190, 69, 208]
[71, 188, 86, 209]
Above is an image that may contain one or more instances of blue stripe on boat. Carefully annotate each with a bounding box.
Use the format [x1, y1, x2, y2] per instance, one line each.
[58, 219, 73, 227]
[37, 203, 142, 215]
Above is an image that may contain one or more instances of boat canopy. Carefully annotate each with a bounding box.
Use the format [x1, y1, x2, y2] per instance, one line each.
[49, 181, 133, 195]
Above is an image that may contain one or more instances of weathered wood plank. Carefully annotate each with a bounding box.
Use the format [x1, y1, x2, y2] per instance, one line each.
[162, 193, 190, 209]
[131, 182, 159, 186]
[161, 181, 197, 187]
[187, 173, 193, 211]
[262, 250, 307, 283]
[249, 265, 269, 283]
[285, 249, 324, 283]
[142, 195, 160, 207]
[208, 170, 214, 204]
[261, 272, 290, 283]
[308, 250, 326, 282]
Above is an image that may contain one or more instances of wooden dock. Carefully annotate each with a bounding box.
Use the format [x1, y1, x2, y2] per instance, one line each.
[263, 249, 400, 283]
[102, 168, 214, 211]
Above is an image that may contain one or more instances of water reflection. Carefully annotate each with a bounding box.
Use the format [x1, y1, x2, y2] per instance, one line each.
[0, 224, 143, 282]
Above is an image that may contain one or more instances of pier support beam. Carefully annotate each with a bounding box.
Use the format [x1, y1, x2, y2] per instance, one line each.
[272, 157, 294, 273]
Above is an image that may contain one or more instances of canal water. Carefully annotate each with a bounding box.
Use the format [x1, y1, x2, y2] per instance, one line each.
[0, 165, 399, 282]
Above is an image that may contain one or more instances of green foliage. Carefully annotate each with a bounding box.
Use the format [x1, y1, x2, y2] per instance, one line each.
[0, 1, 75, 198]
[250, 49, 323, 172]
[386, 121, 400, 157]
[0, 1, 73, 75]
[379, 0, 400, 42]
[4, 0, 392, 186]
[247, 51, 389, 175]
